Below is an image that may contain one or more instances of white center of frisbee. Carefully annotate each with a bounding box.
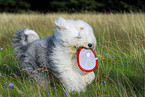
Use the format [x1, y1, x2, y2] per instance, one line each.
[86, 52, 90, 57]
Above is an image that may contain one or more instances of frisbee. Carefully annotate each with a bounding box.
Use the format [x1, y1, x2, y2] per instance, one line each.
[77, 47, 98, 72]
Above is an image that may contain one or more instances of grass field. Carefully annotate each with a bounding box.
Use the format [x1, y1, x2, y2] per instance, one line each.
[0, 13, 144, 97]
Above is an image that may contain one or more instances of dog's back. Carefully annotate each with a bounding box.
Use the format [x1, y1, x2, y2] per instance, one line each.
[13, 29, 56, 68]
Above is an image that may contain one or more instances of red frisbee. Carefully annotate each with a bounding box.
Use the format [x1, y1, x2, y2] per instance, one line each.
[77, 47, 98, 72]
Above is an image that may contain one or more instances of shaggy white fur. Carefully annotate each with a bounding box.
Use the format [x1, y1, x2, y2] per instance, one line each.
[13, 16, 97, 93]
[52, 17, 96, 92]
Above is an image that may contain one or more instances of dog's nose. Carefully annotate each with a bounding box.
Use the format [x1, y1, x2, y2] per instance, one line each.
[88, 43, 92, 48]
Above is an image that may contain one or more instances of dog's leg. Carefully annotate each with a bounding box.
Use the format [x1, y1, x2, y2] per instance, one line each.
[81, 72, 95, 85]
[21, 53, 49, 86]
[31, 69, 49, 86]
[57, 68, 87, 92]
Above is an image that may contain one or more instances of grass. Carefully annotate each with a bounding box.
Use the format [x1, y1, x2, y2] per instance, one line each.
[0, 12, 144, 97]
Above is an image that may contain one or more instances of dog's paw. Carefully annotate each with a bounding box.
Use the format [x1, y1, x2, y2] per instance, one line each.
[82, 72, 95, 84]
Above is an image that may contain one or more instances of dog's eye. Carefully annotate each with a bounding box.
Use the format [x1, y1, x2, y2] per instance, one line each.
[76, 36, 81, 39]
[80, 28, 84, 30]
[76, 27, 84, 38]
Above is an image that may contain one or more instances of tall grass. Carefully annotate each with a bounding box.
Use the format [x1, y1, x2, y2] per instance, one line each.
[0, 13, 144, 97]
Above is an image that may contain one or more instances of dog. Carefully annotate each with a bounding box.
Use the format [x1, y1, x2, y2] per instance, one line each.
[13, 17, 96, 93]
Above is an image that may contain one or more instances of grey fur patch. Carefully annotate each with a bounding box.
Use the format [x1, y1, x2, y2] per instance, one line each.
[13, 29, 28, 61]
[13, 29, 60, 86]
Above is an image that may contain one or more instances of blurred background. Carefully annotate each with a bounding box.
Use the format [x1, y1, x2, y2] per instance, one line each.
[0, 0, 145, 13]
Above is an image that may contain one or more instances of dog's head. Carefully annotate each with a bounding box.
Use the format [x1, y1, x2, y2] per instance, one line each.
[54, 16, 96, 50]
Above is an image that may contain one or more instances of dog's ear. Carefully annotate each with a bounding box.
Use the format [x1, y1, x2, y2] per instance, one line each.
[54, 16, 67, 31]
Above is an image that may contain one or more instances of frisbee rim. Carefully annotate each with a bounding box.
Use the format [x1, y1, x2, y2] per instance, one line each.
[77, 47, 98, 72]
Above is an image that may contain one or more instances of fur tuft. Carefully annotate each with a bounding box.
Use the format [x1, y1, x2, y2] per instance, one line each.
[24, 28, 40, 43]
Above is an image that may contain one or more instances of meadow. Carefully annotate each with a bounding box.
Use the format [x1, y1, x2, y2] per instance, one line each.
[0, 13, 144, 97]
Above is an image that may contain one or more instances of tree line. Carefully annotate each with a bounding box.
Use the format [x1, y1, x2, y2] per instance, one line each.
[0, 0, 144, 13]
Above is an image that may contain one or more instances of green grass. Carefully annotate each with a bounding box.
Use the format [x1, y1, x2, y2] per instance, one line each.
[0, 13, 144, 97]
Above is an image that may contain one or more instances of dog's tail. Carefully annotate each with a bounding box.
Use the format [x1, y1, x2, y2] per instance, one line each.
[13, 28, 40, 60]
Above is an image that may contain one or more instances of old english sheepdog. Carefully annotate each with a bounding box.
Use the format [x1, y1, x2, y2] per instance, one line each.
[13, 17, 96, 93]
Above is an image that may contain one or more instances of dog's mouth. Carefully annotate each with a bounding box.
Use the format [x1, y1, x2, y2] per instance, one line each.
[76, 47, 81, 52]
[75, 43, 95, 53]
[76, 46, 92, 53]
